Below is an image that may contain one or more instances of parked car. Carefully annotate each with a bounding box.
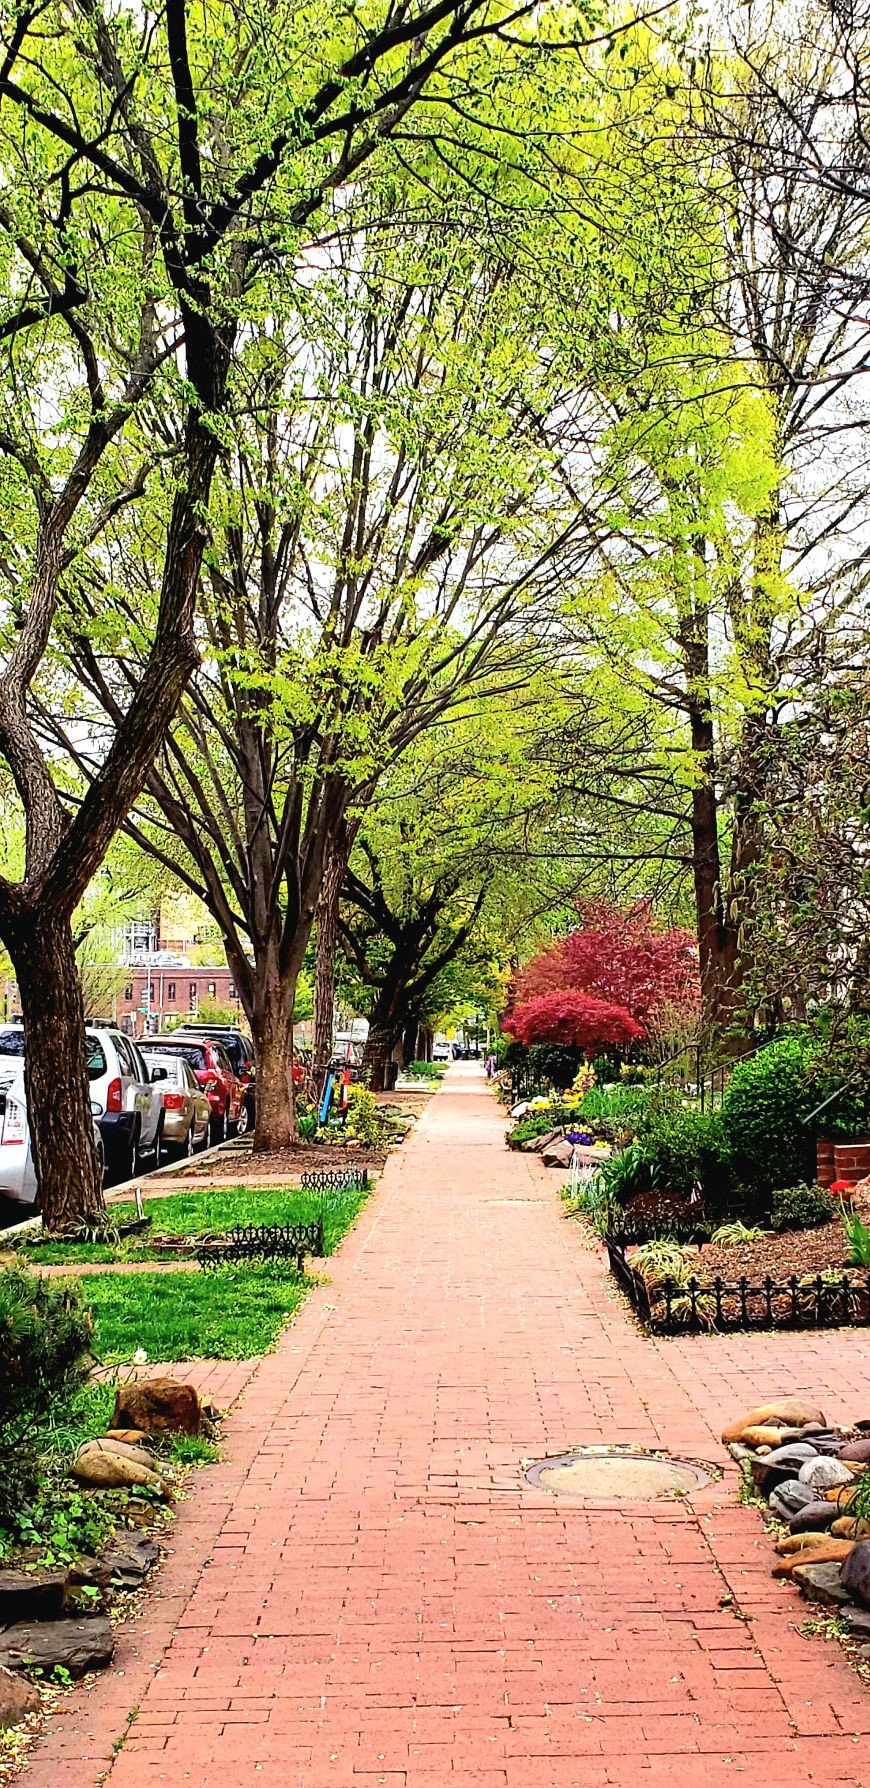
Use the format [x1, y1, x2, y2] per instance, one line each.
[86, 1026, 166, 1181]
[139, 1035, 244, 1141]
[0, 1024, 152, 1206]
[145, 1052, 212, 1158]
[172, 1023, 257, 1132]
[432, 1040, 451, 1062]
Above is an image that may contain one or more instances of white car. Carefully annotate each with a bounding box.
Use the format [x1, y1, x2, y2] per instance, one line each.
[0, 1035, 105, 1214]
[0, 1025, 165, 1203]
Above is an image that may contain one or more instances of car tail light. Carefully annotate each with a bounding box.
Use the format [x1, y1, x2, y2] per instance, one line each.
[105, 1077, 123, 1113]
[1, 1098, 26, 1145]
[163, 1092, 185, 1111]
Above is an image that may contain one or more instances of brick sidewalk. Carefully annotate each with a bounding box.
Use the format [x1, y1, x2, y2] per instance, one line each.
[20, 1068, 870, 1787]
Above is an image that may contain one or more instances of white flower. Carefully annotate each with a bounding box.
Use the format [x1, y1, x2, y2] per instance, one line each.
[133, 1348, 148, 1365]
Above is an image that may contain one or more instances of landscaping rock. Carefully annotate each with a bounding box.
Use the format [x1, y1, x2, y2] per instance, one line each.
[0, 1616, 114, 1678]
[541, 1139, 575, 1168]
[76, 1437, 158, 1471]
[833, 1516, 870, 1540]
[838, 1437, 870, 1464]
[0, 1665, 39, 1728]
[104, 1429, 149, 1446]
[750, 1443, 819, 1494]
[802, 1432, 850, 1456]
[840, 1540, 870, 1606]
[739, 1426, 792, 1449]
[772, 1539, 854, 1577]
[798, 1457, 853, 1492]
[722, 1401, 827, 1444]
[788, 1499, 836, 1533]
[0, 1569, 69, 1625]
[71, 1446, 165, 1493]
[791, 1560, 852, 1606]
[111, 1377, 202, 1437]
[840, 1604, 870, 1638]
[769, 1479, 817, 1520]
[70, 1534, 160, 1593]
[776, 1531, 839, 1555]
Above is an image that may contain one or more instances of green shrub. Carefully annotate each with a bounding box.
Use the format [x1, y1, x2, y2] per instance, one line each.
[344, 1084, 391, 1146]
[770, 1182, 835, 1232]
[803, 1016, 870, 1140]
[720, 1038, 816, 1195]
[634, 1093, 728, 1201]
[574, 1083, 649, 1144]
[507, 1112, 560, 1148]
[0, 1265, 93, 1525]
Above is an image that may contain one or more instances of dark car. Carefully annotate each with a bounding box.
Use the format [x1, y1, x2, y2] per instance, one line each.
[172, 1024, 257, 1132]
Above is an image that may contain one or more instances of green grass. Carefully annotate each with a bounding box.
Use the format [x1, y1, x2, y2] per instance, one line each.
[15, 1182, 370, 1265]
[82, 1262, 309, 1362]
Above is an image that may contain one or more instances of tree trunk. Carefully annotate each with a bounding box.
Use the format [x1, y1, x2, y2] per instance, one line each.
[8, 905, 104, 1233]
[364, 1018, 400, 1093]
[250, 985, 297, 1153]
[313, 844, 348, 1091]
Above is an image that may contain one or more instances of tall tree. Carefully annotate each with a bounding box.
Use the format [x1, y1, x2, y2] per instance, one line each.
[0, 0, 541, 1223]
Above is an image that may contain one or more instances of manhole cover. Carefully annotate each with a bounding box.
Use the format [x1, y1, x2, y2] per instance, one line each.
[524, 1446, 713, 1501]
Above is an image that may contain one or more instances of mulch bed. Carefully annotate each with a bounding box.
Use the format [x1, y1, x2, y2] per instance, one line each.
[692, 1222, 856, 1282]
[176, 1143, 388, 1180]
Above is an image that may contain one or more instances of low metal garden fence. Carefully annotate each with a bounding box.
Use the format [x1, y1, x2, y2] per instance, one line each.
[199, 1221, 324, 1271]
[605, 1236, 870, 1334]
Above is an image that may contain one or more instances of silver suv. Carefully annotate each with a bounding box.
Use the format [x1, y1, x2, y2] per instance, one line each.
[86, 1027, 166, 1181]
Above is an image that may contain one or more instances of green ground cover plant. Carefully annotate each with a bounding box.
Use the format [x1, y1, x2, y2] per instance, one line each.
[770, 1183, 835, 1231]
[403, 1060, 447, 1080]
[16, 1182, 370, 1265]
[83, 1263, 308, 1362]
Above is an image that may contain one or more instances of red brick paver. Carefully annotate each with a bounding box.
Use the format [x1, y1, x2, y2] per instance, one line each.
[20, 1068, 870, 1787]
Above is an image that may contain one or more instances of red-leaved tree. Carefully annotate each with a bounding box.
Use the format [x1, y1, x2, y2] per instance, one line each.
[508, 991, 644, 1052]
[510, 902, 700, 1032]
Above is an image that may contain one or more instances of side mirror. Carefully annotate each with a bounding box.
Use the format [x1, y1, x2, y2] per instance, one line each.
[151, 1066, 168, 1082]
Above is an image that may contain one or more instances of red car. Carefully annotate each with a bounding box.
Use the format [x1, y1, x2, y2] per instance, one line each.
[140, 1036, 245, 1143]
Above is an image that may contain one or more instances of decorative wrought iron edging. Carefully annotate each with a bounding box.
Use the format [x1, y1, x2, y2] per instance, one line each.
[198, 1221, 324, 1273]
[605, 1236, 870, 1334]
[299, 1169, 369, 1195]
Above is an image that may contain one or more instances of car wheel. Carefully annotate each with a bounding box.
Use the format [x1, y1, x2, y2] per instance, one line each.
[235, 1100, 250, 1138]
[211, 1105, 228, 1145]
[197, 1118, 210, 1151]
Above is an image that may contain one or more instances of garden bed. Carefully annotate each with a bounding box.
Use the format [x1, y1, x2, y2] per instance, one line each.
[608, 1233, 870, 1333]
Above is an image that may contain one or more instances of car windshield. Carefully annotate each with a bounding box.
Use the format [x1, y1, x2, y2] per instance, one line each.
[0, 1030, 24, 1055]
[149, 1055, 183, 1083]
[143, 1041, 207, 1071]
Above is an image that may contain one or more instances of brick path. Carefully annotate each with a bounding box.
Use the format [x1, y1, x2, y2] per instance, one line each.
[20, 1067, 870, 1787]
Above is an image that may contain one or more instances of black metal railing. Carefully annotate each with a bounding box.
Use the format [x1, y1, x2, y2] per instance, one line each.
[198, 1221, 324, 1271]
[606, 1236, 870, 1333]
[299, 1169, 369, 1194]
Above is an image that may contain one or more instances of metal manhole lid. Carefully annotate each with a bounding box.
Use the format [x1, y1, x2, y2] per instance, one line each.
[524, 1446, 714, 1501]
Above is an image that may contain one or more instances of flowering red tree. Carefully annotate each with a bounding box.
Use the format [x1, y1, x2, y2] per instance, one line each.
[509, 902, 700, 1033]
[508, 990, 644, 1052]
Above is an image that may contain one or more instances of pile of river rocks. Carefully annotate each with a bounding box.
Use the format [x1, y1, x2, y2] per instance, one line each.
[0, 1376, 206, 1732]
[725, 1396, 870, 1628]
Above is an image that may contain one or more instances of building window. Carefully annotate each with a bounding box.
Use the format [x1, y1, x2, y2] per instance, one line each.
[189, 982, 197, 1011]
[124, 984, 133, 1001]
[229, 981, 236, 999]
[167, 982, 176, 1002]
[207, 981, 216, 998]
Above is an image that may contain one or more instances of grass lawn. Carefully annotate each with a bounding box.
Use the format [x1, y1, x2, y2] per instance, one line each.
[16, 1181, 370, 1265]
[82, 1262, 309, 1361]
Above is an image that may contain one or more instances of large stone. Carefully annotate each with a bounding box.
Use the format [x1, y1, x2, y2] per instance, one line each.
[111, 1377, 202, 1437]
[840, 1604, 870, 1638]
[769, 1479, 817, 1520]
[0, 1666, 40, 1728]
[772, 1539, 854, 1577]
[738, 1426, 792, 1450]
[0, 1569, 69, 1625]
[776, 1531, 839, 1555]
[791, 1560, 852, 1605]
[841, 1540, 870, 1607]
[71, 1447, 165, 1494]
[0, 1616, 114, 1678]
[750, 1443, 819, 1495]
[838, 1437, 870, 1464]
[70, 1533, 160, 1593]
[722, 1401, 827, 1445]
[541, 1139, 575, 1168]
[798, 1456, 853, 1492]
[104, 1429, 150, 1447]
[788, 1499, 836, 1533]
[833, 1516, 870, 1540]
[76, 1437, 157, 1471]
